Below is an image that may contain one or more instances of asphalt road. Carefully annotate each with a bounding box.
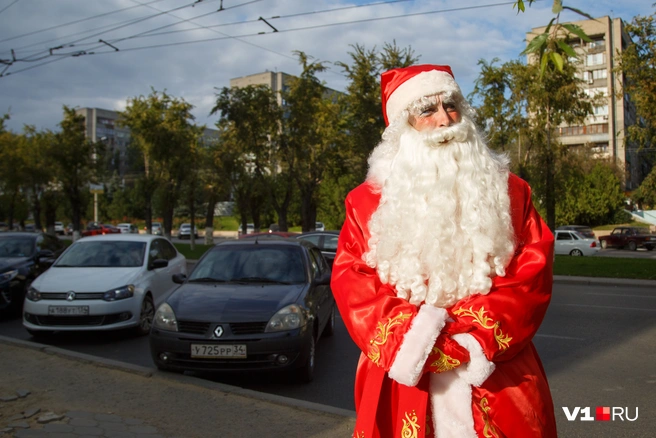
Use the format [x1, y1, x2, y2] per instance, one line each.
[1, 280, 655, 436]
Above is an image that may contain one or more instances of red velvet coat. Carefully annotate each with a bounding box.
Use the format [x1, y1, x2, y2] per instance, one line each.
[331, 173, 557, 438]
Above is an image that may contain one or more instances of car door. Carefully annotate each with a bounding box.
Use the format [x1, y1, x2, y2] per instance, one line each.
[152, 238, 185, 304]
[554, 231, 574, 255]
[308, 247, 332, 334]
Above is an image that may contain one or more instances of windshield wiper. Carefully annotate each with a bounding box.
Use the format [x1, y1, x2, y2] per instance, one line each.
[188, 277, 226, 283]
[231, 277, 290, 284]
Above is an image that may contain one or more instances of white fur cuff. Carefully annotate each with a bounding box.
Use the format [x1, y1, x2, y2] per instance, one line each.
[388, 305, 448, 387]
[452, 333, 495, 386]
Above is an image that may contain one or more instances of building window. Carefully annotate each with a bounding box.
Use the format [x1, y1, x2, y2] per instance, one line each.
[558, 124, 608, 137]
[592, 69, 607, 80]
[584, 87, 608, 97]
[591, 143, 608, 153]
[586, 52, 606, 66]
[593, 105, 609, 116]
[588, 40, 605, 50]
[587, 123, 608, 134]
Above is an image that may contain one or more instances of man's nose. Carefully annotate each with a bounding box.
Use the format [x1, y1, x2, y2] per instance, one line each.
[434, 106, 452, 127]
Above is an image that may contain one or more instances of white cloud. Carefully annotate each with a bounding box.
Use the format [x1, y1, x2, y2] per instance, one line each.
[0, 0, 652, 133]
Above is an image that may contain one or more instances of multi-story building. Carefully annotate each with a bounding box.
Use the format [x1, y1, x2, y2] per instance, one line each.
[528, 16, 643, 190]
[230, 71, 294, 106]
[74, 107, 219, 180]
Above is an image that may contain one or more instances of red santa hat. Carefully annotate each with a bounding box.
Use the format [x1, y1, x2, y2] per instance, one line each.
[381, 64, 461, 126]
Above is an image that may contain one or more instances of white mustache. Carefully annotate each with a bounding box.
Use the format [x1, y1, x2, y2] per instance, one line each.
[418, 121, 470, 147]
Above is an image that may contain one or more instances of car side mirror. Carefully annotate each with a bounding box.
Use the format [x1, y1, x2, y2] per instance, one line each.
[37, 249, 55, 260]
[149, 258, 169, 270]
[314, 271, 331, 286]
[172, 273, 187, 284]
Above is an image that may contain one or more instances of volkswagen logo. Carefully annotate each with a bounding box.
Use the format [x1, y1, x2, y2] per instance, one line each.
[213, 325, 224, 338]
[66, 291, 76, 301]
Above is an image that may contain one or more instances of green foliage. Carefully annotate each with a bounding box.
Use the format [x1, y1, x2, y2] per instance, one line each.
[616, 12, 656, 151]
[632, 165, 656, 209]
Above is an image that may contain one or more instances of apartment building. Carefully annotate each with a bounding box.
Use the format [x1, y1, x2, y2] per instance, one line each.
[528, 16, 643, 190]
[74, 107, 219, 180]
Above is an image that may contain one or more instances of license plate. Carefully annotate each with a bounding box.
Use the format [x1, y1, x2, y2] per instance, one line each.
[48, 306, 89, 316]
[191, 344, 247, 358]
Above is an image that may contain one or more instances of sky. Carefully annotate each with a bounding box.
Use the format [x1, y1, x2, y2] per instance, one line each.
[0, 0, 653, 134]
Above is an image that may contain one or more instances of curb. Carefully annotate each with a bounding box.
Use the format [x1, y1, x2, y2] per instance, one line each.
[0, 335, 356, 420]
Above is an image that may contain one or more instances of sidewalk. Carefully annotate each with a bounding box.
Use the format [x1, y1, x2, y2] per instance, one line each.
[0, 337, 356, 438]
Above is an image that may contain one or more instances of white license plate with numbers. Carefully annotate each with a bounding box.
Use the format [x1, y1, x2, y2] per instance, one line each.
[191, 344, 247, 358]
[48, 306, 89, 316]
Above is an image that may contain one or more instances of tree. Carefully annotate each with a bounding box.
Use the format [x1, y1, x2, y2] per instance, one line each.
[211, 84, 283, 232]
[285, 51, 344, 232]
[50, 106, 100, 238]
[119, 89, 201, 238]
[632, 165, 656, 209]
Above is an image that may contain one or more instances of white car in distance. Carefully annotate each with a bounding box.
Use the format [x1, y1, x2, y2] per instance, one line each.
[23, 234, 187, 337]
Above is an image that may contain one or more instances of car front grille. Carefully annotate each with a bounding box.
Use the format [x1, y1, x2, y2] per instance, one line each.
[39, 292, 105, 300]
[177, 320, 268, 335]
[25, 312, 131, 326]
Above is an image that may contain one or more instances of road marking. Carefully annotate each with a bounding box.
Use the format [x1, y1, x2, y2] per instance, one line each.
[560, 303, 656, 312]
[585, 292, 656, 299]
[535, 334, 585, 341]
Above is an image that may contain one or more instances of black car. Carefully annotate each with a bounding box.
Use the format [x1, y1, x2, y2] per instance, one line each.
[149, 239, 335, 382]
[296, 231, 340, 268]
[0, 232, 65, 315]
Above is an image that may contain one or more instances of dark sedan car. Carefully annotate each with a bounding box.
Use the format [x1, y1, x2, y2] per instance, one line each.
[149, 239, 335, 382]
[296, 231, 339, 268]
[0, 232, 65, 315]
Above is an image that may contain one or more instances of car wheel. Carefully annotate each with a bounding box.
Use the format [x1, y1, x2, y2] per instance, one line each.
[569, 249, 583, 257]
[600, 240, 608, 249]
[134, 294, 155, 336]
[628, 241, 637, 251]
[323, 305, 336, 337]
[297, 334, 316, 383]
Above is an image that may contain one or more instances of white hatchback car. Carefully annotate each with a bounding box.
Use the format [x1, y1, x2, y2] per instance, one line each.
[116, 223, 138, 234]
[554, 230, 600, 256]
[23, 234, 187, 337]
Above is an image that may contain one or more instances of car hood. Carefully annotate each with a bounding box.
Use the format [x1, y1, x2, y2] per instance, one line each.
[32, 266, 142, 292]
[169, 283, 306, 321]
[0, 257, 30, 271]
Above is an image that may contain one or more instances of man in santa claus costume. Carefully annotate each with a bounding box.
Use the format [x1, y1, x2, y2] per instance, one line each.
[331, 64, 557, 438]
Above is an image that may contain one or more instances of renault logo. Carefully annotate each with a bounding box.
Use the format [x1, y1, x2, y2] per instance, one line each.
[66, 291, 76, 301]
[213, 325, 224, 338]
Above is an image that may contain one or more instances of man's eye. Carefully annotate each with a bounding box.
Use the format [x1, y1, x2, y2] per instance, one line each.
[443, 103, 457, 112]
[420, 107, 436, 116]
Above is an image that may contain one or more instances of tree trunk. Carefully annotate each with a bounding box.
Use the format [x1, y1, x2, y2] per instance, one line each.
[204, 191, 216, 245]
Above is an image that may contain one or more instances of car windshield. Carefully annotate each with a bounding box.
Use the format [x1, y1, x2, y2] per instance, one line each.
[55, 241, 146, 268]
[189, 245, 307, 284]
[0, 236, 34, 258]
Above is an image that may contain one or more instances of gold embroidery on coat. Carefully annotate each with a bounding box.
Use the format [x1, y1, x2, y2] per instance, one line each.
[401, 410, 420, 438]
[480, 397, 500, 438]
[429, 347, 461, 373]
[453, 306, 512, 351]
[353, 431, 365, 438]
[367, 312, 412, 365]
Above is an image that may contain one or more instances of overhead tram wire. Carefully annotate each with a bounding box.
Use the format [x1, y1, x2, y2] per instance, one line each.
[0, 0, 168, 44]
[0, 0, 21, 16]
[110, 0, 413, 41]
[128, 0, 297, 62]
[1, 1, 518, 78]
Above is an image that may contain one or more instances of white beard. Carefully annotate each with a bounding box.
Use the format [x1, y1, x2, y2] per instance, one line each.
[364, 118, 515, 307]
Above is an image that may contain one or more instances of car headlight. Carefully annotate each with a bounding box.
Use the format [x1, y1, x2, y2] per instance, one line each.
[153, 303, 178, 332]
[103, 285, 134, 301]
[26, 286, 41, 302]
[265, 304, 306, 333]
[0, 269, 18, 283]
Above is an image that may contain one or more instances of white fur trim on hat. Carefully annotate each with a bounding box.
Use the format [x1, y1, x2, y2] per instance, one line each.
[385, 70, 461, 125]
[388, 305, 448, 387]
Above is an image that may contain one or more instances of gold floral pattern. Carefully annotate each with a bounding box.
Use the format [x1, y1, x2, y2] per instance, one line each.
[429, 347, 461, 373]
[401, 410, 420, 438]
[453, 306, 512, 351]
[367, 312, 412, 365]
[353, 431, 365, 438]
[480, 397, 500, 438]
